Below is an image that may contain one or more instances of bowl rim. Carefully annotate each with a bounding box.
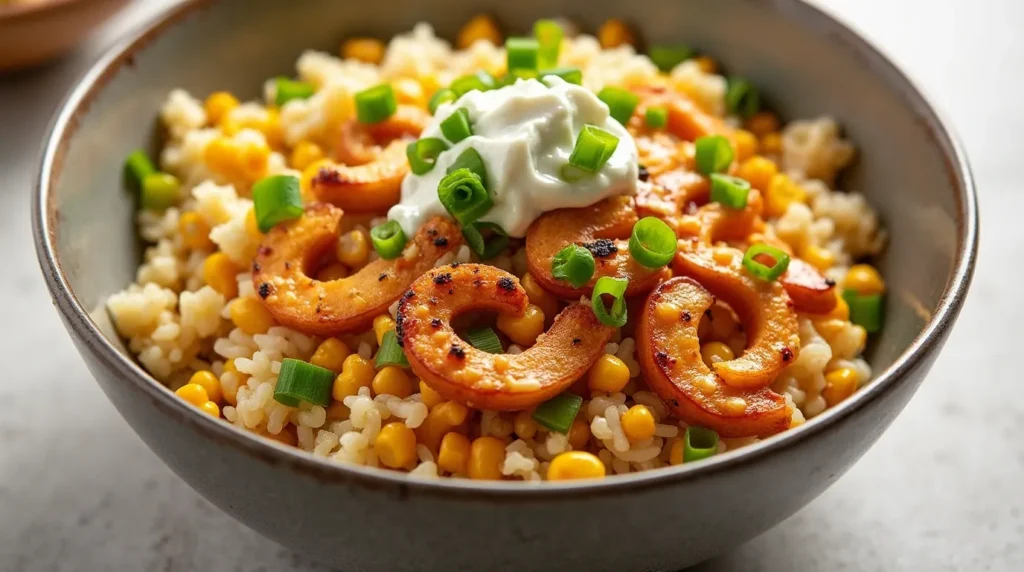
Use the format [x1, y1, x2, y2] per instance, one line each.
[33, 0, 978, 499]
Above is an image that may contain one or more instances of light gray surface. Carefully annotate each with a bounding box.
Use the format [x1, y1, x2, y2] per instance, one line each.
[0, 0, 1017, 570]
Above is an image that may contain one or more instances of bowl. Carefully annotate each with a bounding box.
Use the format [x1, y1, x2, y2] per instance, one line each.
[0, 0, 130, 72]
[33, 0, 978, 569]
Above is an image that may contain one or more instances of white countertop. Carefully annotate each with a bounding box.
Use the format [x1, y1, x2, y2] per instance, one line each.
[0, 0, 1018, 570]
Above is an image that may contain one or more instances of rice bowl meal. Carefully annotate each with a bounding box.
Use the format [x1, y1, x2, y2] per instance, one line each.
[107, 15, 886, 482]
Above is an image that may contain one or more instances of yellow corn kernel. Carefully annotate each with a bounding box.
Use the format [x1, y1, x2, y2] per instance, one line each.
[375, 422, 418, 469]
[598, 18, 635, 49]
[520, 273, 559, 322]
[332, 354, 375, 400]
[823, 367, 859, 407]
[802, 245, 836, 272]
[416, 402, 468, 451]
[826, 291, 851, 321]
[668, 437, 685, 465]
[745, 111, 780, 138]
[457, 14, 502, 49]
[735, 155, 778, 192]
[435, 401, 469, 426]
[419, 380, 445, 409]
[392, 78, 426, 108]
[497, 304, 545, 347]
[178, 212, 214, 250]
[693, 56, 717, 74]
[547, 451, 606, 480]
[289, 141, 324, 171]
[700, 341, 735, 367]
[300, 158, 333, 198]
[199, 400, 221, 418]
[229, 297, 276, 335]
[204, 91, 239, 126]
[761, 132, 783, 155]
[342, 37, 386, 64]
[238, 140, 270, 182]
[468, 436, 506, 480]
[844, 264, 886, 296]
[373, 315, 397, 345]
[765, 173, 807, 218]
[204, 137, 238, 175]
[621, 404, 656, 442]
[317, 263, 348, 281]
[189, 370, 222, 404]
[202, 252, 240, 299]
[245, 207, 262, 239]
[437, 432, 472, 474]
[310, 338, 351, 374]
[372, 366, 414, 398]
[587, 354, 631, 394]
[733, 129, 758, 162]
[261, 108, 285, 150]
[653, 301, 682, 324]
[513, 410, 537, 439]
[336, 229, 370, 268]
[175, 383, 209, 406]
[568, 417, 590, 450]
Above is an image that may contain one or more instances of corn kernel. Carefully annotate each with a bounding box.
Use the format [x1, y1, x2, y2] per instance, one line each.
[289, 141, 324, 171]
[825, 291, 851, 321]
[598, 18, 635, 49]
[521, 273, 559, 324]
[310, 338, 351, 374]
[189, 370, 222, 404]
[238, 140, 270, 182]
[823, 367, 859, 407]
[204, 137, 239, 176]
[245, 207, 262, 239]
[230, 297, 276, 335]
[435, 401, 469, 426]
[372, 366, 414, 398]
[392, 78, 426, 108]
[457, 14, 502, 49]
[373, 315, 397, 345]
[301, 158, 333, 198]
[733, 129, 758, 162]
[765, 173, 807, 218]
[587, 354, 631, 394]
[802, 245, 836, 272]
[745, 111, 780, 138]
[547, 451, 606, 480]
[735, 156, 778, 192]
[178, 212, 214, 250]
[568, 417, 590, 450]
[419, 381, 445, 409]
[437, 432, 472, 474]
[844, 264, 886, 296]
[336, 229, 370, 268]
[621, 405, 656, 442]
[693, 56, 717, 74]
[468, 436, 505, 480]
[497, 304, 545, 347]
[700, 341, 735, 367]
[761, 132, 783, 155]
[199, 401, 221, 418]
[416, 402, 468, 451]
[332, 354, 375, 400]
[342, 37, 386, 64]
[317, 263, 348, 281]
[202, 252, 239, 299]
[654, 301, 682, 324]
[261, 108, 285, 150]
[175, 383, 209, 406]
[513, 410, 537, 439]
[204, 91, 239, 126]
[668, 437, 685, 465]
[375, 422, 418, 469]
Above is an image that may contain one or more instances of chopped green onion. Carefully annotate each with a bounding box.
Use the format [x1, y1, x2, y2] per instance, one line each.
[591, 276, 629, 327]
[597, 86, 639, 125]
[683, 426, 719, 462]
[842, 290, 884, 333]
[534, 19, 563, 68]
[532, 392, 583, 434]
[567, 125, 620, 173]
[274, 77, 316, 106]
[252, 175, 303, 232]
[465, 326, 503, 354]
[540, 67, 582, 85]
[450, 71, 496, 96]
[274, 358, 334, 407]
[726, 77, 761, 119]
[354, 84, 397, 124]
[558, 164, 588, 183]
[648, 44, 694, 72]
[462, 221, 509, 260]
[428, 88, 458, 114]
[645, 106, 668, 129]
[501, 69, 539, 86]
[551, 244, 596, 288]
[370, 221, 407, 260]
[506, 37, 539, 70]
[438, 168, 492, 225]
[629, 217, 677, 269]
[140, 173, 180, 210]
[709, 174, 751, 209]
[124, 149, 156, 186]
[741, 243, 791, 282]
[406, 138, 449, 175]
[694, 135, 734, 175]
[445, 147, 488, 181]
[440, 108, 473, 143]
[375, 330, 410, 369]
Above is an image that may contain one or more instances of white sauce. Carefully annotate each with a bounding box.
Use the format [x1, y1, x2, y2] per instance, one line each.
[388, 76, 638, 238]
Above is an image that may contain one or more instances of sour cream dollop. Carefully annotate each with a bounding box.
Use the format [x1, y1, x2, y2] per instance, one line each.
[388, 77, 638, 238]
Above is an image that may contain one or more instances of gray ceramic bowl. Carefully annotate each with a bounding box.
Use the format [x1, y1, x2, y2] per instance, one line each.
[33, 0, 978, 570]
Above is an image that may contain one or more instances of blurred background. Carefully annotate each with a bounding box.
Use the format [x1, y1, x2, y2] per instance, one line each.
[0, 0, 1019, 570]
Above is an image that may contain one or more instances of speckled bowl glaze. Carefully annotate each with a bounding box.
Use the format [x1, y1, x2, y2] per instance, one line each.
[33, 0, 978, 570]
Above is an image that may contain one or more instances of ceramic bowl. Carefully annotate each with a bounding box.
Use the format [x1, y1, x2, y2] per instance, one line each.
[0, 0, 129, 72]
[33, 0, 978, 569]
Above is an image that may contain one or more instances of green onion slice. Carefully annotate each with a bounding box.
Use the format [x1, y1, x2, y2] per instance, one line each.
[370, 220, 408, 260]
[540, 67, 582, 85]
[375, 330, 410, 369]
[551, 244, 596, 288]
[125, 149, 156, 186]
[726, 77, 761, 119]
[252, 174, 303, 232]
[274, 77, 316, 106]
[462, 221, 509, 260]
[428, 88, 458, 115]
[450, 71, 496, 96]
[629, 217, 677, 269]
[440, 108, 473, 143]
[274, 358, 335, 407]
[683, 426, 719, 462]
[501, 69, 539, 86]
[534, 19, 563, 68]
[645, 106, 668, 129]
[709, 174, 751, 209]
[694, 135, 734, 175]
[354, 84, 397, 124]
[567, 125, 620, 173]
[465, 326, 503, 354]
[648, 44, 694, 72]
[597, 86, 639, 125]
[741, 243, 791, 282]
[506, 37, 539, 70]
[438, 168, 492, 225]
[842, 290, 884, 333]
[591, 276, 629, 327]
[141, 173, 180, 210]
[406, 138, 449, 175]
[532, 392, 583, 434]
[445, 147, 488, 181]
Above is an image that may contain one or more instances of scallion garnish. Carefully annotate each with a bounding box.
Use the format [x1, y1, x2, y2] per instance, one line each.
[551, 244, 596, 288]
[446, 147, 488, 181]
[450, 71, 496, 96]
[501, 69, 539, 86]
[252, 175, 303, 232]
[540, 67, 582, 85]
[694, 135, 734, 175]
[645, 106, 668, 129]
[532, 392, 583, 434]
[842, 290, 884, 333]
[274, 358, 335, 407]
[354, 84, 397, 124]
[141, 173, 180, 210]
[370, 221, 407, 260]
[683, 426, 719, 462]
[709, 174, 751, 209]
[125, 149, 156, 187]
[591, 276, 629, 327]
[506, 37, 539, 71]
[567, 125, 620, 173]
[465, 326, 503, 354]
[534, 19, 563, 68]
[647, 45, 694, 72]
[438, 168, 492, 225]
[375, 330, 410, 368]
[629, 217, 677, 269]
[428, 88, 458, 115]
[597, 86, 639, 125]
[440, 108, 473, 143]
[406, 138, 450, 175]
[462, 221, 509, 260]
[274, 77, 316, 106]
[725, 77, 761, 119]
[741, 243, 791, 282]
